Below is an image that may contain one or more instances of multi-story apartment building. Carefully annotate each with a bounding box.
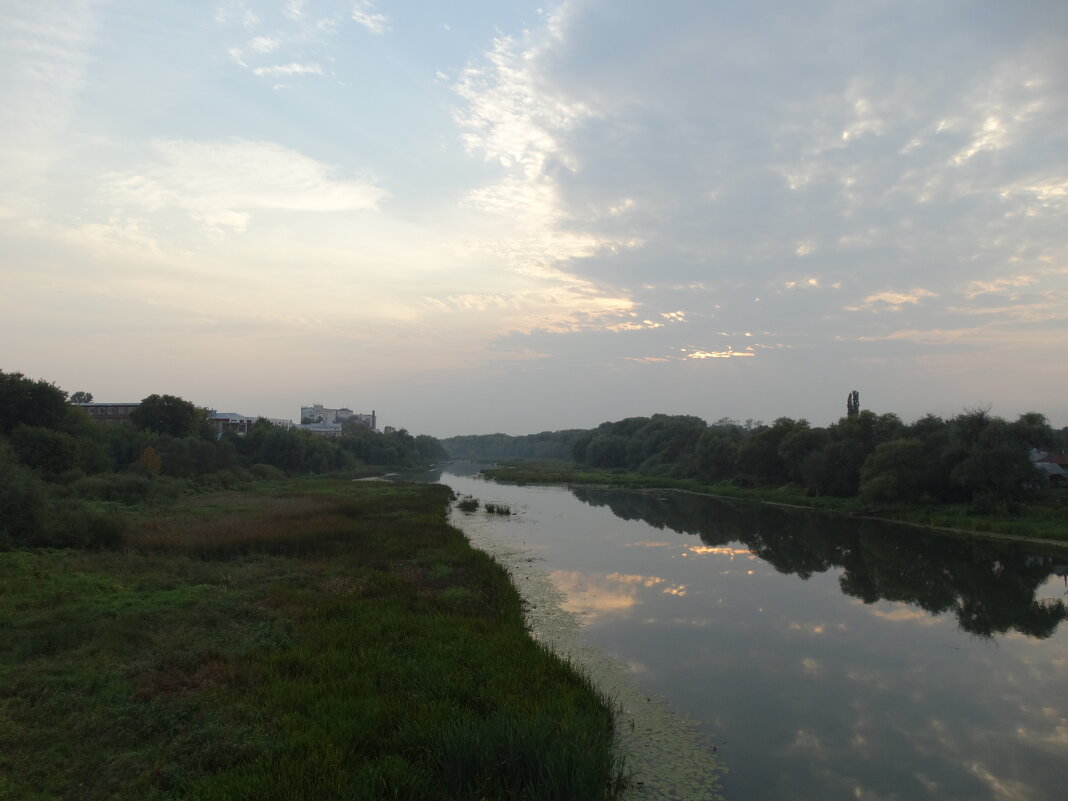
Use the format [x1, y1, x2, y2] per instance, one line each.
[300, 404, 375, 431]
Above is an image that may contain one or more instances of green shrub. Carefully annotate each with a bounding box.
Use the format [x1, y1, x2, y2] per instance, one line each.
[71, 473, 187, 504]
[456, 497, 479, 513]
[0, 443, 48, 547]
[193, 470, 245, 491]
[40, 499, 126, 548]
[249, 463, 286, 481]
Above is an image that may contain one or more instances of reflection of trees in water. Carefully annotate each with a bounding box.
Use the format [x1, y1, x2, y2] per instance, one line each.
[571, 487, 1068, 640]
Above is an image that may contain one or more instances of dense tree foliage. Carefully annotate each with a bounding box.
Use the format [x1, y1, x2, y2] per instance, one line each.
[0, 370, 446, 550]
[441, 430, 581, 461]
[130, 394, 209, 438]
[0, 371, 70, 434]
[446, 407, 1064, 513]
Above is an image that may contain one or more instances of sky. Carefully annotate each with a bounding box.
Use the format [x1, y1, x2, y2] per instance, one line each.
[2, 0, 1067, 437]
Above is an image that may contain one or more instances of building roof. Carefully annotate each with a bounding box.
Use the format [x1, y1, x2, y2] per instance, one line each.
[1035, 452, 1068, 467]
[209, 411, 255, 421]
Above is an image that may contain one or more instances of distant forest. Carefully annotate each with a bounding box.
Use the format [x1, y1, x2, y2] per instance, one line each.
[442, 397, 1066, 513]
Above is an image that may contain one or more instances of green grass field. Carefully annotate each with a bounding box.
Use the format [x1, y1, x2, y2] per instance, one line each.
[0, 480, 627, 801]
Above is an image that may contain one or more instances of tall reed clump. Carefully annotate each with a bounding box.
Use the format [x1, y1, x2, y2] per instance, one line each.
[456, 495, 480, 512]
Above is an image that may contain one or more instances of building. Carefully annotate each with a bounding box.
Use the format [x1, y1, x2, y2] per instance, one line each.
[300, 403, 376, 431]
[298, 422, 344, 438]
[74, 402, 140, 425]
[207, 410, 257, 437]
[1032, 449, 1068, 487]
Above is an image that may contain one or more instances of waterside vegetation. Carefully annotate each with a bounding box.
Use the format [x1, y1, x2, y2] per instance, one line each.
[449, 402, 1068, 543]
[0, 370, 628, 799]
[0, 478, 628, 800]
[0, 370, 447, 549]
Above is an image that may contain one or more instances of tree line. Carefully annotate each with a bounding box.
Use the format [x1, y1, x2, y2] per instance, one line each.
[440, 430, 582, 462]
[446, 404, 1065, 513]
[0, 370, 446, 548]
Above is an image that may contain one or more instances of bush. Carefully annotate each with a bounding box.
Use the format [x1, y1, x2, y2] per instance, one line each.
[39, 499, 126, 549]
[0, 444, 48, 547]
[71, 473, 187, 504]
[193, 470, 245, 491]
[249, 463, 286, 481]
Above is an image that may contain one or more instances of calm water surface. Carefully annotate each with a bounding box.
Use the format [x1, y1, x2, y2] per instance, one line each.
[421, 465, 1068, 801]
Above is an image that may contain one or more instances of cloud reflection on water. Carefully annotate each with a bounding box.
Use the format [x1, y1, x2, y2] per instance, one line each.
[549, 569, 689, 621]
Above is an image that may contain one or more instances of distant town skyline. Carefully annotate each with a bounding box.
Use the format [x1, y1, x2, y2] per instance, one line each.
[4, 1, 1066, 437]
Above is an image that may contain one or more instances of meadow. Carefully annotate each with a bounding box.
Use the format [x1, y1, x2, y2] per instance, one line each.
[0, 479, 627, 801]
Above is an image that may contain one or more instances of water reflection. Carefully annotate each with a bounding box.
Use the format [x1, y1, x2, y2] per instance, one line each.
[572, 487, 1068, 640]
[550, 570, 689, 621]
[426, 466, 1068, 801]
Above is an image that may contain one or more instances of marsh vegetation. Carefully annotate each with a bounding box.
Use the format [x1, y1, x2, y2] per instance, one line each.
[0, 479, 628, 800]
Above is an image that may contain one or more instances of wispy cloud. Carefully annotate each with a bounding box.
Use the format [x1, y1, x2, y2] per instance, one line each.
[352, 1, 388, 34]
[961, 275, 1036, 299]
[847, 289, 938, 312]
[248, 35, 280, 53]
[451, 26, 639, 320]
[685, 349, 755, 360]
[101, 139, 386, 231]
[252, 62, 324, 77]
[0, 1, 97, 203]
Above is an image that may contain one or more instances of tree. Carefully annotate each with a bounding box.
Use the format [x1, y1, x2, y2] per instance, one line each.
[69, 391, 94, 404]
[737, 418, 805, 484]
[859, 438, 927, 504]
[948, 413, 1041, 511]
[0, 371, 68, 434]
[130, 394, 206, 438]
[9, 425, 78, 478]
[778, 425, 829, 485]
[695, 428, 740, 481]
[0, 441, 47, 545]
[846, 390, 860, 417]
[136, 445, 162, 475]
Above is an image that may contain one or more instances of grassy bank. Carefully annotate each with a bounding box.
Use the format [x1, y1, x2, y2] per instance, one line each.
[481, 461, 1068, 544]
[0, 479, 627, 801]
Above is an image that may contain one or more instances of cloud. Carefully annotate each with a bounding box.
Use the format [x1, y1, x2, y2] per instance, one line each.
[0, 1, 97, 204]
[101, 139, 386, 231]
[685, 349, 755, 360]
[445, 0, 1068, 391]
[352, 1, 388, 34]
[285, 0, 305, 21]
[449, 25, 646, 326]
[251, 62, 324, 77]
[847, 289, 938, 312]
[248, 36, 281, 53]
[962, 275, 1036, 299]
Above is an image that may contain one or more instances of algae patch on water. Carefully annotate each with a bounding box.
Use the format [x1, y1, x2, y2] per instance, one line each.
[451, 507, 727, 801]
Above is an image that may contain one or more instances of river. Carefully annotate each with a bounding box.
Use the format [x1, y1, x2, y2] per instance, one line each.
[415, 464, 1068, 801]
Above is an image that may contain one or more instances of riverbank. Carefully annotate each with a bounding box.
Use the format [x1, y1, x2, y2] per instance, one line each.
[480, 462, 1068, 545]
[0, 478, 627, 800]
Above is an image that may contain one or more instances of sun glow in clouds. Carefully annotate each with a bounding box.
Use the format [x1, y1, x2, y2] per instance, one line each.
[685, 348, 755, 360]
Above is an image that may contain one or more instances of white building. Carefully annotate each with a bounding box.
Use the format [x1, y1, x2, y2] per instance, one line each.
[300, 404, 375, 430]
